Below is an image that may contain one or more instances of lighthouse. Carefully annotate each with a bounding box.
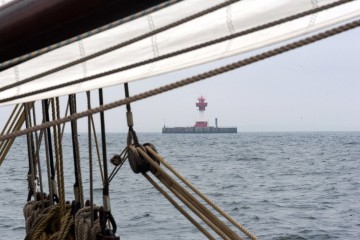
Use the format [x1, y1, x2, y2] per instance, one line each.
[194, 96, 208, 127]
[162, 96, 237, 133]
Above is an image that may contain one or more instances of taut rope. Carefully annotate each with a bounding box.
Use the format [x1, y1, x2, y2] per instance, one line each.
[145, 146, 257, 239]
[143, 172, 216, 240]
[52, 98, 66, 217]
[137, 146, 249, 239]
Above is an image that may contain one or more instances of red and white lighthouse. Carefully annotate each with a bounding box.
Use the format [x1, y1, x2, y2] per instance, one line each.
[194, 96, 208, 127]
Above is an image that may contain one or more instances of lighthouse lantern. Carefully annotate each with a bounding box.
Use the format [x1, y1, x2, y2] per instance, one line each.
[194, 96, 208, 127]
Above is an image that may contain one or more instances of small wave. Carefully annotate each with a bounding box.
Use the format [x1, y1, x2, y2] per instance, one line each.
[3, 188, 15, 193]
[273, 234, 307, 240]
[345, 141, 359, 145]
[269, 186, 285, 192]
[130, 213, 151, 221]
[222, 184, 235, 189]
[209, 192, 223, 197]
[236, 157, 266, 161]
[12, 226, 25, 231]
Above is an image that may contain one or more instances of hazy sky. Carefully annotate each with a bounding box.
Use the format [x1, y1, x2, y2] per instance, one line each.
[0, 27, 359, 133]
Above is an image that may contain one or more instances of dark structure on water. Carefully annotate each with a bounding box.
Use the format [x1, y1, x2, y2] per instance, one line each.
[162, 96, 237, 134]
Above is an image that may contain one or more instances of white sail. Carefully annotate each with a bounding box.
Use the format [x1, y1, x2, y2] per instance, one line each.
[0, 0, 359, 106]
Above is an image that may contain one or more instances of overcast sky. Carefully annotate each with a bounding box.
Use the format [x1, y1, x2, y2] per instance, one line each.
[0, 27, 359, 133]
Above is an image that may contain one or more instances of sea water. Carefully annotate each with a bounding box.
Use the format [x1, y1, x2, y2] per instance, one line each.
[0, 132, 359, 239]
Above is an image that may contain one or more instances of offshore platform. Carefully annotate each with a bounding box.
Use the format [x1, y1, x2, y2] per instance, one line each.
[162, 96, 237, 134]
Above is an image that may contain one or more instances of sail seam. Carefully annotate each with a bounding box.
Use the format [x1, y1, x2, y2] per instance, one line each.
[0, 0, 242, 93]
[1, 18, 359, 141]
[0, 0, 354, 104]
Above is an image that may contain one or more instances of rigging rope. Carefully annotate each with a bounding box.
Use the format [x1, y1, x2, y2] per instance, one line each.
[0, 19, 358, 141]
[42, 99, 59, 204]
[91, 115, 105, 183]
[32, 103, 45, 205]
[87, 91, 95, 227]
[137, 147, 243, 240]
[145, 145, 256, 239]
[0, 104, 24, 165]
[52, 98, 66, 217]
[69, 94, 84, 209]
[139, 148, 241, 239]
[0, 0, 240, 93]
[25, 103, 36, 202]
[143, 172, 216, 240]
[0, 0, 353, 102]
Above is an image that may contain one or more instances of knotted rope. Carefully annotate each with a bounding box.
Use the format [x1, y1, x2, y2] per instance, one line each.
[75, 206, 101, 240]
[24, 200, 102, 240]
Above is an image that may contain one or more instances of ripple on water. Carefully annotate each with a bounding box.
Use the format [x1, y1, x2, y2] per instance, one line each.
[236, 157, 266, 161]
[1, 132, 360, 239]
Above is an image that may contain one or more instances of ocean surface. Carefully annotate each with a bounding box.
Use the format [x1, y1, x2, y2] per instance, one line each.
[0, 132, 359, 239]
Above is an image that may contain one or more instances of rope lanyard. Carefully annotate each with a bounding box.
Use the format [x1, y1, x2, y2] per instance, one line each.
[98, 88, 118, 236]
[87, 91, 95, 227]
[31, 103, 45, 205]
[124, 83, 139, 146]
[25, 103, 36, 202]
[52, 97, 66, 217]
[69, 94, 84, 210]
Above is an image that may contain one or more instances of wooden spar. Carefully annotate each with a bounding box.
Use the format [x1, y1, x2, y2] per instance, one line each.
[0, 0, 169, 66]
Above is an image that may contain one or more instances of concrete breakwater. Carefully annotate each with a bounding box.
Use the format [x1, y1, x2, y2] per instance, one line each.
[162, 126, 237, 134]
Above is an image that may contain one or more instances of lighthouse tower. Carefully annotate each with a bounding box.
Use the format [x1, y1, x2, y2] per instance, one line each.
[194, 96, 208, 127]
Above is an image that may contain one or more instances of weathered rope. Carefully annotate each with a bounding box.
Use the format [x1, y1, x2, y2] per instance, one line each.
[75, 206, 101, 240]
[91, 115, 105, 184]
[60, 99, 69, 140]
[32, 103, 45, 205]
[143, 172, 216, 240]
[69, 94, 84, 208]
[24, 202, 74, 240]
[0, 104, 19, 137]
[0, 0, 183, 70]
[52, 98, 66, 216]
[137, 147, 242, 240]
[145, 146, 256, 239]
[42, 99, 58, 205]
[2, 0, 353, 102]
[0, 19, 359, 142]
[42, 101, 54, 205]
[0, 104, 24, 165]
[0, 104, 21, 151]
[24, 200, 102, 240]
[25, 102, 37, 201]
[158, 175, 233, 240]
[0, 0, 240, 92]
[87, 91, 95, 227]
